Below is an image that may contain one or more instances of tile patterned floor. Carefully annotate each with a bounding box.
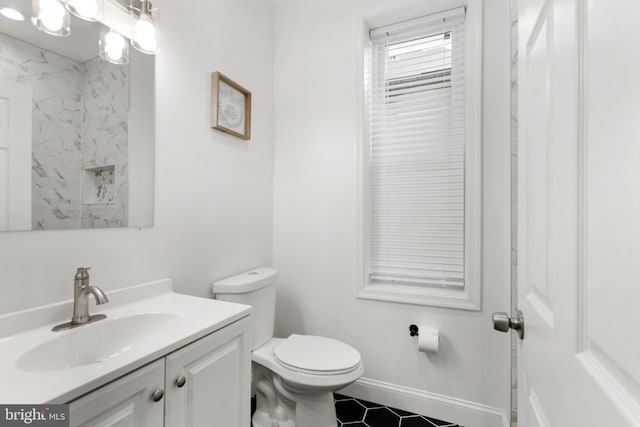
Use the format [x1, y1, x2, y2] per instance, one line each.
[334, 394, 462, 427]
[251, 394, 462, 427]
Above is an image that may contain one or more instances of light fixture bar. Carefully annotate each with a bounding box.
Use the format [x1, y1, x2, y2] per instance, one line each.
[29, 0, 158, 60]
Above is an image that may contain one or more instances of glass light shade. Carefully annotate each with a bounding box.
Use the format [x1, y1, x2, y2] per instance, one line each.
[130, 13, 156, 54]
[31, 0, 70, 36]
[64, 0, 103, 21]
[99, 26, 129, 65]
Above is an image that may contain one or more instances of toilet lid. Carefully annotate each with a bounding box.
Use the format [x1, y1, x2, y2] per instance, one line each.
[273, 334, 361, 375]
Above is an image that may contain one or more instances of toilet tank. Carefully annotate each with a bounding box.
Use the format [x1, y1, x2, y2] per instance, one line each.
[212, 268, 277, 350]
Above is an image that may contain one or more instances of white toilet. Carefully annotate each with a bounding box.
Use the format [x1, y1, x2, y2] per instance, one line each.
[213, 268, 364, 427]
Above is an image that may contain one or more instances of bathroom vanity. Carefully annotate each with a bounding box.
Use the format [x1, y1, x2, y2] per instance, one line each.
[0, 279, 251, 426]
[70, 318, 249, 426]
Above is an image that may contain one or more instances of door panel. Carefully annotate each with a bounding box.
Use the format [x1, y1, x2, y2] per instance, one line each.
[578, 0, 640, 418]
[69, 360, 165, 427]
[518, 0, 640, 424]
[0, 82, 32, 231]
[0, 149, 8, 228]
[164, 319, 250, 427]
[525, 384, 550, 427]
[524, 7, 553, 328]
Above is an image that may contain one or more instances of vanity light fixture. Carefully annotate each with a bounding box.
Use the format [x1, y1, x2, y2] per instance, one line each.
[30, 0, 158, 60]
[99, 25, 128, 64]
[129, 0, 156, 55]
[64, 0, 103, 22]
[31, 0, 70, 36]
[0, 7, 25, 21]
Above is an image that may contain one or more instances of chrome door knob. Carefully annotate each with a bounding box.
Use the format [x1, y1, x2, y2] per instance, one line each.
[151, 389, 164, 402]
[492, 309, 525, 340]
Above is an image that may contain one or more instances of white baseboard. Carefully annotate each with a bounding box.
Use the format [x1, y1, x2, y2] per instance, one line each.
[339, 377, 509, 427]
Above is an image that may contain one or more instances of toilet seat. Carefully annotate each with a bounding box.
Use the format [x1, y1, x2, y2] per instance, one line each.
[273, 335, 361, 376]
[252, 337, 364, 393]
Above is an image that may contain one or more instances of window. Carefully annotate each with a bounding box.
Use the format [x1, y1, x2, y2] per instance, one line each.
[360, 7, 481, 310]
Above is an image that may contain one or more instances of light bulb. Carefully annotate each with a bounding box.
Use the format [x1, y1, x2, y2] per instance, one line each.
[38, 0, 64, 31]
[68, 0, 97, 19]
[105, 31, 125, 51]
[39, 11, 63, 31]
[106, 46, 123, 61]
[0, 7, 25, 21]
[134, 15, 156, 53]
[39, 0, 64, 16]
[31, 0, 69, 36]
[100, 27, 128, 64]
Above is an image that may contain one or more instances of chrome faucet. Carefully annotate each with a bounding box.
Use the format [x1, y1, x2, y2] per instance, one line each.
[52, 267, 109, 331]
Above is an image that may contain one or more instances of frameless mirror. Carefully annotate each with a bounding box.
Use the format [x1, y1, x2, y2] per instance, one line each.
[0, 0, 154, 230]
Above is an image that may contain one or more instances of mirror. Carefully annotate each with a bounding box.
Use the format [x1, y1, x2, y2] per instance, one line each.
[0, 0, 154, 231]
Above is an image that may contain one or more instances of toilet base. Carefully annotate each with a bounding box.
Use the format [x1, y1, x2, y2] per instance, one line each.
[251, 394, 337, 427]
[252, 364, 338, 427]
[252, 410, 295, 427]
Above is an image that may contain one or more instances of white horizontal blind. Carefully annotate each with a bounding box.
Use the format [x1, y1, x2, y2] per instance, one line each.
[368, 8, 467, 289]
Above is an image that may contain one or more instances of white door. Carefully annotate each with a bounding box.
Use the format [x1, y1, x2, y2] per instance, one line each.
[69, 359, 165, 427]
[516, 0, 640, 424]
[0, 81, 32, 231]
[164, 318, 251, 427]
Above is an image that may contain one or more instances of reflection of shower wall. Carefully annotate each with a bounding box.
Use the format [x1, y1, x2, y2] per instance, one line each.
[80, 58, 129, 228]
[0, 33, 83, 230]
[0, 35, 130, 230]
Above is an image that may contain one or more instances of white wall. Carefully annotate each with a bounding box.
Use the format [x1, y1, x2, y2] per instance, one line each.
[272, 0, 511, 425]
[0, 0, 275, 314]
[0, 0, 512, 423]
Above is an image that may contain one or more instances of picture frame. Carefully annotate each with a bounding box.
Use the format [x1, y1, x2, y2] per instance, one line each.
[211, 71, 252, 140]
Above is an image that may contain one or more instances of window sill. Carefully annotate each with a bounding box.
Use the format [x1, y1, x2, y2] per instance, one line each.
[357, 283, 481, 311]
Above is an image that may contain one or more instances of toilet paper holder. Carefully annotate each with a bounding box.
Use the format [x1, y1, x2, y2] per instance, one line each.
[409, 324, 419, 337]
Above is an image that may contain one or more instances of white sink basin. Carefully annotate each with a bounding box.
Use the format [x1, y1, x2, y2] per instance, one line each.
[0, 278, 252, 404]
[17, 312, 183, 373]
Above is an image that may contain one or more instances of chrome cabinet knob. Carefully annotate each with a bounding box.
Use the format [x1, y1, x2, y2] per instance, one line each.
[176, 376, 186, 388]
[151, 389, 164, 402]
[492, 309, 525, 340]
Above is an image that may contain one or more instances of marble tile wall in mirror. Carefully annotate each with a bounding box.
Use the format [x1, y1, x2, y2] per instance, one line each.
[0, 3, 154, 231]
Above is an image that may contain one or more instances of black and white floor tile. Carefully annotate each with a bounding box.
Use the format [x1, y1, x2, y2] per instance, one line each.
[251, 394, 462, 427]
[334, 393, 462, 427]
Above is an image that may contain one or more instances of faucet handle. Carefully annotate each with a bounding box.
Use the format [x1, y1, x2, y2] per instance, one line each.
[75, 267, 91, 280]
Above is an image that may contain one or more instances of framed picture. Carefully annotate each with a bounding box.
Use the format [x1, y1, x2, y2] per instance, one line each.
[211, 72, 252, 140]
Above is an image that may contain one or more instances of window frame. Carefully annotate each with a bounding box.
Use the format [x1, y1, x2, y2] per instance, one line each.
[357, 3, 483, 311]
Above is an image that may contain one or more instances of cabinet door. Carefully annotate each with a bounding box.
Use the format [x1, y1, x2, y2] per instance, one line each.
[69, 360, 165, 427]
[164, 318, 250, 427]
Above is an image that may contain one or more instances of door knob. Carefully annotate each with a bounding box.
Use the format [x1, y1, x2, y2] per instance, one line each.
[492, 309, 525, 339]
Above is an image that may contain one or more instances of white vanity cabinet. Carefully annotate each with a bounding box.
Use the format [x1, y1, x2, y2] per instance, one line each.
[68, 318, 250, 427]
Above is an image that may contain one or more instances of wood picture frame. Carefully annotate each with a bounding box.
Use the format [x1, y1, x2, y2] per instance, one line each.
[211, 72, 252, 140]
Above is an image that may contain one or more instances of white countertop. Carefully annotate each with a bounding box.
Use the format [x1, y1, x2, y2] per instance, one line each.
[0, 279, 251, 404]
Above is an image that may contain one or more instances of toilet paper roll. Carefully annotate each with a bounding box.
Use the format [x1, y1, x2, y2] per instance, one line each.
[417, 326, 439, 354]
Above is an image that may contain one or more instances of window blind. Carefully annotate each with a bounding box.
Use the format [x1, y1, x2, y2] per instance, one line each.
[368, 8, 467, 289]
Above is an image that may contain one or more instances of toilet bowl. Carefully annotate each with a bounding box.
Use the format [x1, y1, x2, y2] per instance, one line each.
[252, 337, 364, 427]
[212, 268, 364, 427]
